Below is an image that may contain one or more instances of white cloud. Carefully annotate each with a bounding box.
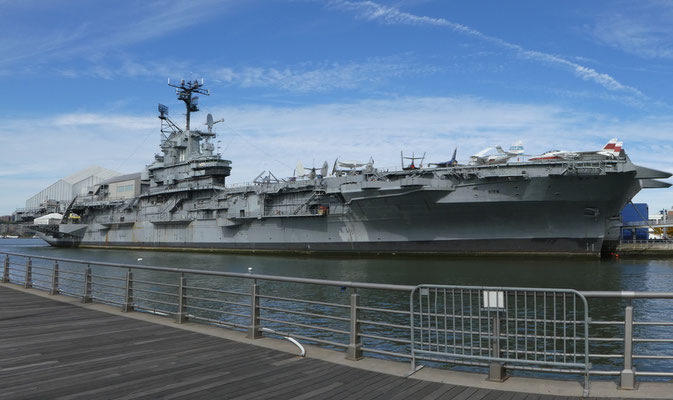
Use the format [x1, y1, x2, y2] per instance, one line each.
[329, 0, 643, 97]
[0, 0, 235, 70]
[591, 3, 673, 59]
[212, 58, 438, 91]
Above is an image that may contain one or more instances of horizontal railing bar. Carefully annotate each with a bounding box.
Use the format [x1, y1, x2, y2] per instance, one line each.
[277, 332, 348, 348]
[259, 317, 350, 336]
[360, 333, 412, 345]
[184, 304, 249, 319]
[92, 296, 124, 306]
[184, 285, 248, 297]
[30, 265, 52, 272]
[259, 306, 350, 322]
[258, 294, 350, 308]
[582, 291, 673, 299]
[58, 276, 84, 284]
[133, 279, 179, 289]
[413, 325, 586, 343]
[358, 319, 410, 330]
[133, 296, 177, 307]
[635, 371, 673, 377]
[588, 337, 622, 342]
[134, 305, 174, 316]
[589, 320, 624, 325]
[189, 315, 248, 329]
[362, 347, 412, 359]
[183, 295, 248, 308]
[1, 251, 416, 291]
[92, 289, 124, 299]
[132, 287, 178, 298]
[91, 281, 124, 291]
[634, 321, 673, 326]
[633, 338, 673, 343]
[414, 341, 586, 360]
[414, 349, 587, 369]
[359, 306, 410, 316]
[90, 274, 126, 282]
[58, 271, 85, 277]
[633, 355, 673, 359]
[412, 310, 584, 325]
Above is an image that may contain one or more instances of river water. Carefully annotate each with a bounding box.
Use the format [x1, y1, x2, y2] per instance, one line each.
[2, 238, 672, 292]
[2, 238, 673, 379]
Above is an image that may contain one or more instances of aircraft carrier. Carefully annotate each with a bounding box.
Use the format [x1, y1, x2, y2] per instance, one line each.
[34, 80, 672, 257]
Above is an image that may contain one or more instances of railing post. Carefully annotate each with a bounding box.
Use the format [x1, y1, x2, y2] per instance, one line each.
[488, 311, 506, 382]
[24, 258, 32, 289]
[82, 265, 92, 303]
[247, 281, 262, 339]
[2, 254, 9, 283]
[122, 270, 134, 312]
[346, 291, 363, 360]
[176, 275, 187, 323]
[620, 300, 636, 389]
[49, 261, 59, 295]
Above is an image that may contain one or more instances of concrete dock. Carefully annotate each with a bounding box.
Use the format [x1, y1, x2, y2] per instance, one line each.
[1, 283, 670, 399]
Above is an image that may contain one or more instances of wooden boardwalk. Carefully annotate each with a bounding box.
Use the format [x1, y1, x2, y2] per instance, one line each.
[0, 286, 617, 399]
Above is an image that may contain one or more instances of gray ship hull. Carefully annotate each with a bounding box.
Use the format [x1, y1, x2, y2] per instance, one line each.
[44, 170, 642, 256]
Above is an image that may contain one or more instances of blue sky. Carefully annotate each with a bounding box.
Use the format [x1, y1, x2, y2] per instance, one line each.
[1, 0, 673, 215]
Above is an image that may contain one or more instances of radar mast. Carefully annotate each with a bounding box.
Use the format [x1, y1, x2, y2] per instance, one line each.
[168, 78, 210, 131]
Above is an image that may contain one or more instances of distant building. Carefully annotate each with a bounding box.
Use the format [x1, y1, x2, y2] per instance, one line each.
[94, 172, 142, 200]
[14, 166, 120, 222]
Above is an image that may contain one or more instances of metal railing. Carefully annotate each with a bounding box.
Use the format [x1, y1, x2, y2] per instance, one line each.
[410, 286, 591, 394]
[2, 251, 673, 394]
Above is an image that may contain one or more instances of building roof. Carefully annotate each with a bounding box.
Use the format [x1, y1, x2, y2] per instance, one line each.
[63, 166, 120, 185]
[99, 172, 142, 185]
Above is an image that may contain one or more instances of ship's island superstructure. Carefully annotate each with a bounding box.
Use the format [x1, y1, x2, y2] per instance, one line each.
[34, 80, 672, 257]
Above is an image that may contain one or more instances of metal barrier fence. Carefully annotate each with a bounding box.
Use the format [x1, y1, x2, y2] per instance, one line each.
[2, 251, 673, 394]
[410, 286, 590, 394]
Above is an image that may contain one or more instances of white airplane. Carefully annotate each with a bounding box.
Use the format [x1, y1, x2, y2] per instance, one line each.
[469, 141, 525, 165]
[528, 138, 621, 162]
[332, 157, 374, 175]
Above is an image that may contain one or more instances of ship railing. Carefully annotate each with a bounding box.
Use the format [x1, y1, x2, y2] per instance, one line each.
[2, 251, 673, 394]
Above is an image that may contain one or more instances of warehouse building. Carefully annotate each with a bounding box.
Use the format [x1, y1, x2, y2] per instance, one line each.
[14, 166, 120, 222]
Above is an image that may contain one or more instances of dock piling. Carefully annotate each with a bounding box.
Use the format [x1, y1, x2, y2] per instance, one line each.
[2, 254, 8, 283]
[82, 265, 92, 303]
[620, 300, 636, 389]
[122, 270, 134, 312]
[49, 261, 59, 295]
[176, 275, 187, 323]
[247, 282, 262, 339]
[24, 258, 32, 289]
[346, 291, 363, 360]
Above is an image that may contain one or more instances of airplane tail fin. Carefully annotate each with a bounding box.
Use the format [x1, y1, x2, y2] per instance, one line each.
[613, 141, 623, 156]
[602, 138, 618, 151]
[508, 140, 524, 155]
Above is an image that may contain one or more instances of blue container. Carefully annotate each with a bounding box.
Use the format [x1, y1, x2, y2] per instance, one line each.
[621, 203, 649, 240]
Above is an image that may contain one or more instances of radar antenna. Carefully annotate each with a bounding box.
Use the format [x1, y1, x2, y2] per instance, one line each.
[167, 78, 210, 131]
[157, 103, 183, 140]
[205, 113, 224, 134]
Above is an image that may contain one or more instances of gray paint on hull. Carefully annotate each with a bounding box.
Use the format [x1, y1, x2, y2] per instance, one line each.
[50, 237, 603, 256]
